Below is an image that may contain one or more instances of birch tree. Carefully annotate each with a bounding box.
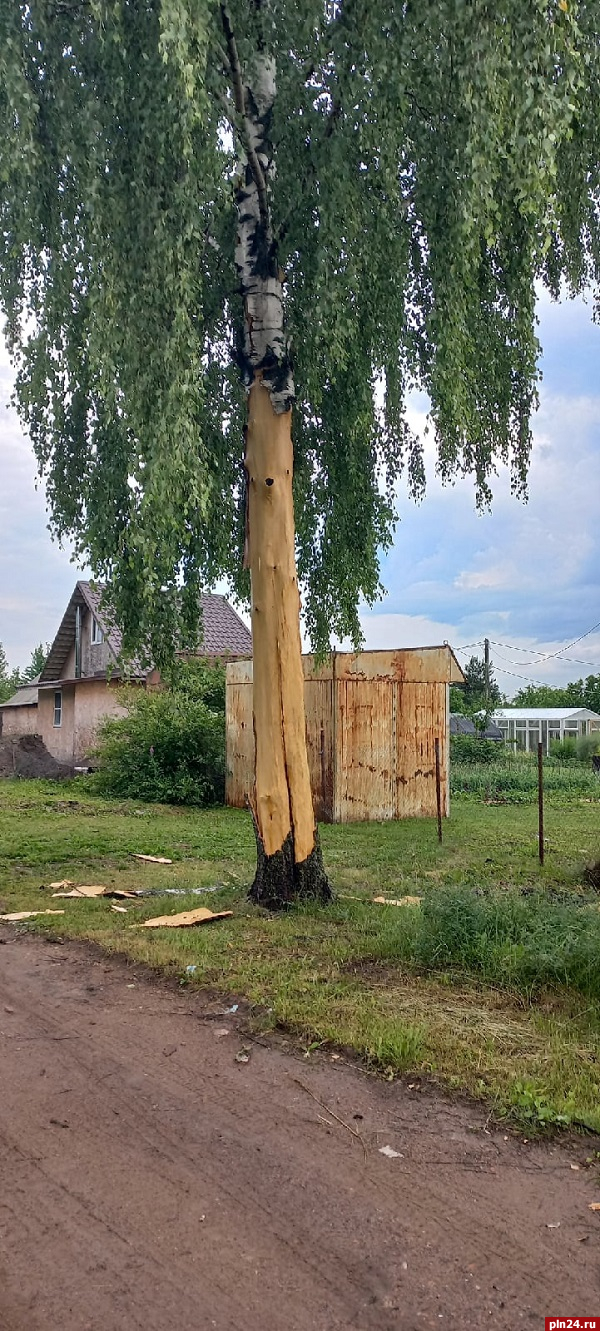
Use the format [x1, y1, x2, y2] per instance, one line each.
[1, 0, 600, 905]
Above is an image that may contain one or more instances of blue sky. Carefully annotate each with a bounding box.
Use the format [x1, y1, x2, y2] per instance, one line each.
[1, 289, 599, 696]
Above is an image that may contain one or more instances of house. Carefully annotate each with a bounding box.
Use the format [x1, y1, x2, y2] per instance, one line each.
[227, 646, 465, 823]
[0, 678, 40, 740]
[493, 706, 600, 754]
[0, 582, 252, 765]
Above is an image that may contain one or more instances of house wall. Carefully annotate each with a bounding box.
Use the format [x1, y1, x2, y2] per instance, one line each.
[226, 649, 460, 823]
[0, 705, 38, 738]
[39, 679, 128, 761]
[38, 684, 76, 762]
[62, 607, 113, 679]
[73, 679, 128, 758]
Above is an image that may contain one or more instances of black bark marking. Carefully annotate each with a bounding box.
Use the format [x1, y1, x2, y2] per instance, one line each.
[248, 818, 332, 910]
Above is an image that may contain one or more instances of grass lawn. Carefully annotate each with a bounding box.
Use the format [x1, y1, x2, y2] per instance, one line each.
[1, 778, 600, 1132]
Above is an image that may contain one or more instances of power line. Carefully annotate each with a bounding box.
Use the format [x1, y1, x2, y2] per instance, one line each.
[492, 664, 554, 686]
[488, 621, 600, 667]
[490, 644, 598, 670]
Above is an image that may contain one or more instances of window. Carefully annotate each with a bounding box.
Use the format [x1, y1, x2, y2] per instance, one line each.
[53, 691, 62, 727]
[91, 615, 104, 645]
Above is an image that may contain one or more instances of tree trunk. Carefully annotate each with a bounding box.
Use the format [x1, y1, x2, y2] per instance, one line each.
[220, 6, 331, 907]
[245, 378, 331, 908]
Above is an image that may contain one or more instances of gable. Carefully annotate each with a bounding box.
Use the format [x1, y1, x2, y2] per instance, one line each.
[39, 583, 252, 684]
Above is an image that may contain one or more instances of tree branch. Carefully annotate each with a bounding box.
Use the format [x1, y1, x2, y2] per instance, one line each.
[219, 4, 270, 228]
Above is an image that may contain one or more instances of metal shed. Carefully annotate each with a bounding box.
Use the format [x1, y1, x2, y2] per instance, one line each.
[226, 646, 464, 823]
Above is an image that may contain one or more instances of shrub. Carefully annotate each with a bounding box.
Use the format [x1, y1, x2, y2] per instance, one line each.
[374, 887, 600, 1000]
[549, 738, 578, 761]
[576, 732, 600, 763]
[450, 735, 500, 764]
[93, 659, 226, 805]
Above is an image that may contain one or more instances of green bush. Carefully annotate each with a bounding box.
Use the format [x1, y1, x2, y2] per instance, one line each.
[374, 887, 600, 1000]
[93, 659, 226, 805]
[450, 734, 500, 764]
[549, 738, 578, 761]
[576, 732, 600, 762]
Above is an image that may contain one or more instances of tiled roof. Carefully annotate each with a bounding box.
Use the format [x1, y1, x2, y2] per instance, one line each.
[83, 584, 252, 658]
[39, 582, 252, 683]
[196, 594, 252, 656]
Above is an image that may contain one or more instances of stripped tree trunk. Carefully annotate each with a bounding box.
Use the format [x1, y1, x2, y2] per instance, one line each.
[221, 6, 332, 908]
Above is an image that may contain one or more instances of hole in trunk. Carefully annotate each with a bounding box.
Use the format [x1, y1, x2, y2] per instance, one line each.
[265, 477, 274, 486]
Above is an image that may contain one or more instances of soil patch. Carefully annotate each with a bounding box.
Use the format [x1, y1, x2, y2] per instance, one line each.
[0, 735, 73, 780]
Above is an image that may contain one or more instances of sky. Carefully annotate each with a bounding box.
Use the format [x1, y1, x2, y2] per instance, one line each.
[1, 289, 599, 698]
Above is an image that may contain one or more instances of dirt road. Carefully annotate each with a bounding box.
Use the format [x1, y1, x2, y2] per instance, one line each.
[0, 932, 598, 1331]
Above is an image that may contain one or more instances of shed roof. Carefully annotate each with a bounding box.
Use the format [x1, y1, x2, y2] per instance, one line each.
[0, 679, 40, 709]
[449, 714, 477, 736]
[494, 707, 600, 722]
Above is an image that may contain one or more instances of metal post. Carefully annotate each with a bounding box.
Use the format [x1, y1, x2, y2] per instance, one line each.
[538, 741, 544, 865]
[484, 638, 490, 709]
[435, 737, 443, 844]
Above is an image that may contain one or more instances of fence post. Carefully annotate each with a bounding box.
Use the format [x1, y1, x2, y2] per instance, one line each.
[538, 741, 544, 865]
[435, 737, 443, 844]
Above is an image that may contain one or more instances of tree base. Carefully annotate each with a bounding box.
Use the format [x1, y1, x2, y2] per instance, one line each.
[248, 822, 333, 911]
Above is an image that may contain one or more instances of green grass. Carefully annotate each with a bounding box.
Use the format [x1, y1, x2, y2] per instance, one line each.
[1, 777, 600, 1133]
[451, 753, 600, 803]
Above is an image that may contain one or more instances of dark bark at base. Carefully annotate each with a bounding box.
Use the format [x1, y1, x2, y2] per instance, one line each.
[248, 822, 333, 911]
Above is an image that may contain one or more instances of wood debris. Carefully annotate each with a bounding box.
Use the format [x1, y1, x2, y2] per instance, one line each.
[135, 906, 233, 929]
[52, 885, 136, 899]
[372, 895, 423, 907]
[133, 854, 173, 864]
[0, 909, 65, 922]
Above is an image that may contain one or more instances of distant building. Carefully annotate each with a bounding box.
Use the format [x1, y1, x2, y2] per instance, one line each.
[450, 713, 503, 741]
[0, 582, 251, 765]
[493, 707, 600, 754]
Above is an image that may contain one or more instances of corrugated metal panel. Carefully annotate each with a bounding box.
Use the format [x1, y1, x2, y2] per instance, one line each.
[225, 682, 254, 809]
[336, 680, 394, 821]
[395, 682, 446, 818]
[334, 648, 462, 684]
[304, 679, 334, 823]
[225, 651, 453, 823]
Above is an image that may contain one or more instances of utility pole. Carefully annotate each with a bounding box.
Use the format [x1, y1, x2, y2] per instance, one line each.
[484, 638, 490, 709]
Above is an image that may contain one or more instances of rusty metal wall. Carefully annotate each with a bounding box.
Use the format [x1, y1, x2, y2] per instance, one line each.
[225, 682, 254, 809]
[226, 648, 460, 821]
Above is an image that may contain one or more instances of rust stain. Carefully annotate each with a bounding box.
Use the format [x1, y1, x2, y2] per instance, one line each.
[226, 653, 450, 824]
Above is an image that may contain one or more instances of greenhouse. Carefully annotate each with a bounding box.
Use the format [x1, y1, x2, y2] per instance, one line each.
[493, 707, 600, 754]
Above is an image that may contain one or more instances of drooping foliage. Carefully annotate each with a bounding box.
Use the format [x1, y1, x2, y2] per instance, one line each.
[1, 0, 599, 663]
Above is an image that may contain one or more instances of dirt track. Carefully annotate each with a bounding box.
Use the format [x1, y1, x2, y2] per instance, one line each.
[0, 932, 598, 1331]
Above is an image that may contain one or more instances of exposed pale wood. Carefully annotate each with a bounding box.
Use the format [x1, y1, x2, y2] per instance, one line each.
[245, 378, 315, 862]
